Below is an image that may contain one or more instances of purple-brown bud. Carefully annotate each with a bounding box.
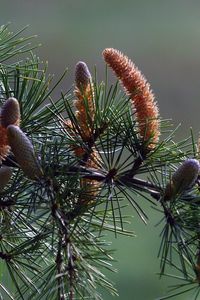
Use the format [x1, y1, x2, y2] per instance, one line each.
[74, 61, 95, 141]
[172, 159, 200, 191]
[164, 159, 200, 200]
[0, 97, 20, 127]
[7, 125, 43, 180]
[75, 61, 91, 90]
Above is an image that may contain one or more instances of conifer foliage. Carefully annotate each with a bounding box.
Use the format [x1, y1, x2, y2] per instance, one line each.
[1, 25, 200, 300]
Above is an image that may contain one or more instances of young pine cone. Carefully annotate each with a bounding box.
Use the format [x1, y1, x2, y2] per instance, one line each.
[7, 125, 43, 180]
[164, 158, 200, 201]
[0, 97, 20, 127]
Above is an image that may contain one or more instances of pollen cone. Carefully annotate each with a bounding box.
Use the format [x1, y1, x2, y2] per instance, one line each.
[1, 97, 20, 127]
[103, 48, 160, 150]
[7, 125, 43, 180]
[65, 62, 101, 204]
[0, 166, 12, 191]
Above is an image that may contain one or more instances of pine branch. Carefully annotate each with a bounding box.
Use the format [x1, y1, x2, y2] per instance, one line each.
[1, 25, 200, 300]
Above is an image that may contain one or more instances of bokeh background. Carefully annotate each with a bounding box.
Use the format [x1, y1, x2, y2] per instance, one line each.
[2, 1, 200, 299]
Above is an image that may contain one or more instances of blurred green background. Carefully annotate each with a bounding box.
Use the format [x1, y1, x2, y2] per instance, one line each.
[1, 0, 200, 299]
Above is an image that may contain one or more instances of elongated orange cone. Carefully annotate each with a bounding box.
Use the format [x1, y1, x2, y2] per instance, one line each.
[64, 62, 102, 204]
[7, 125, 43, 180]
[103, 48, 160, 150]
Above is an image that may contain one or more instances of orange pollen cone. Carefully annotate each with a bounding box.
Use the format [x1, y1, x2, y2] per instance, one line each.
[103, 48, 160, 150]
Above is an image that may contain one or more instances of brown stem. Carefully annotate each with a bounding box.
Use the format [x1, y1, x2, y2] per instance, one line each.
[128, 148, 149, 177]
[0, 251, 11, 260]
[0, 198, 16, 208]
[52, 186, 75, 300]
[51, 164, 162, 195]
[195, 234, 200, 283]
[56, 236, 65, 300]
[67, 242, 75, 300]
[80, 123, 108, 165]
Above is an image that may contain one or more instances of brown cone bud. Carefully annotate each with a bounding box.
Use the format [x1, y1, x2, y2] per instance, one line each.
[75, 61, 91, 90]
[163, 180, 175, 201]
[7, 125, 43, 180]
[74, 62, 95, 141]
[172, 159, 200, 192]
[0, 97, 20, 127]
[0, 166, 12, 191]
[164, 159, 200, 201]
